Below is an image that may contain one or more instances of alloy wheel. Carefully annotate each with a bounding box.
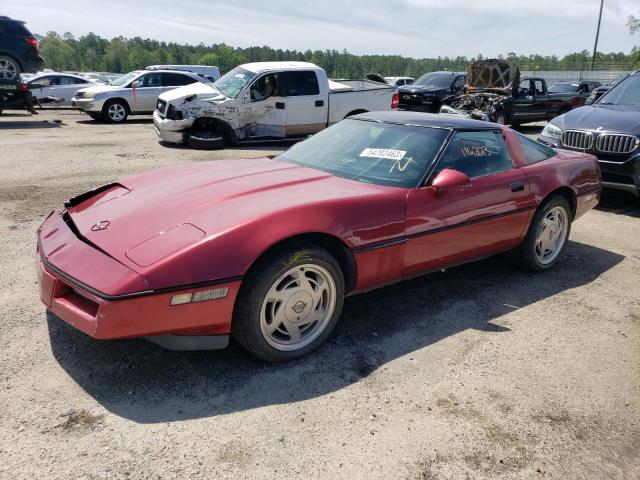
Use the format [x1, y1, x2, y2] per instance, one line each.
[535, 206, 568, 265]
[259, 264, 337, 351]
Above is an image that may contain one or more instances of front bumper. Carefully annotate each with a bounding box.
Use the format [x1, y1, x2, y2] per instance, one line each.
[153, 110, 193, 144]
[37, 212, 240, 348]
[71, 97, 104, 113]
[538, 134, 640, 196]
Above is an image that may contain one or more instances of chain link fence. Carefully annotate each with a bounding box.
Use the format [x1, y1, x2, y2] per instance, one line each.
[520, 64, 632, 84]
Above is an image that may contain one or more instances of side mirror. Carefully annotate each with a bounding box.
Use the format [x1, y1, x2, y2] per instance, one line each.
[131, 80, 141, 88]
[430, 168, 470, 195]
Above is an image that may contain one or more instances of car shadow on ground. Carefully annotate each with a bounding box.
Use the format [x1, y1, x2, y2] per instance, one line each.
[0, 119, 66, 129]
[76, 118, 154, 125]
[597, 189, 640, 218]
[47, 240, 623, 424]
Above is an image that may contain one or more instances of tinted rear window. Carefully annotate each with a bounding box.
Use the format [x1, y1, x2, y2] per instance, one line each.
[514, 132, 556, 164]
[285, 71, 320, 96]
[1, 20, 32, 36]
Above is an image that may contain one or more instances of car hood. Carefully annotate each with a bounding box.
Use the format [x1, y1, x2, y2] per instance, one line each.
[466, 59, 519, 95]
[65, 158, 395, 269]
[398, 85, 449, 94]
[551, 104, 640, 134]
[159, 81, 226, 104]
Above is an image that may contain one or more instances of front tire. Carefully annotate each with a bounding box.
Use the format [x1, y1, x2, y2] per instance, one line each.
[232, 244, 345, 362]
[0, 56, 20, 82]
[103, 100, 129, 123]
[508, 196, 572, 271]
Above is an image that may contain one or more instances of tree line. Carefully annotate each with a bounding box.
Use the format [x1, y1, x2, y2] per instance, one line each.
[38, 31, 639, 78]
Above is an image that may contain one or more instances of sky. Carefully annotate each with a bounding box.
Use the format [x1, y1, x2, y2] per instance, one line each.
[5, 0, 638, 58]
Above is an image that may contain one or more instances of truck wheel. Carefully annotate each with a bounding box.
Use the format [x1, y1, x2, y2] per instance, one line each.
[232, 243, 345, 362]
[187, 129, 226, 150]
[0, 56, 20, 82]
[103, 100, 129, 123]
[506, 196, 572, 272]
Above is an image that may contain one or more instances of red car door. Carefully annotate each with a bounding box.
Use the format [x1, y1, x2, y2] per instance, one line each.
[403, 129, 534, 277]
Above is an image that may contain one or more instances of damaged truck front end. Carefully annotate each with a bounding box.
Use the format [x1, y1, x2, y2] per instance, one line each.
[440, 60, 519, 124]
[154, 81, 238, 148]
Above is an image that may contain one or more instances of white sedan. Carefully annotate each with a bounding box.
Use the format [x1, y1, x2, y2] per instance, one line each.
[28, 73, 101, 107]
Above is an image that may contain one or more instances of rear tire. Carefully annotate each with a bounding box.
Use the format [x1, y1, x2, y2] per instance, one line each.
[0, 56, 20, 82]
[232, 243, 345, 362]
[506, 196, 572, 271]
[103, 100, 129, 123]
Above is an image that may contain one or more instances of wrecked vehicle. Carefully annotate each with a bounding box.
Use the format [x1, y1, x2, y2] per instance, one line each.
[397, 71, 466, 113]
[153, 61, 399, 149]
[440, 60, 579, 126]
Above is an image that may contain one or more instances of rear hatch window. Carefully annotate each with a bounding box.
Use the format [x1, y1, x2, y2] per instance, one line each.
[1, 20, 32, 36]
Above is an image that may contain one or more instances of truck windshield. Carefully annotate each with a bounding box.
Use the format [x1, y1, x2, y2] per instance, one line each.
[548, 83, 578, 93]
[110, 72, 141, 87]
[414, 73, 453, 88]
[213, 67, 257, 98]
[598, 74, 640, 106]
[276, 119, 449, 188]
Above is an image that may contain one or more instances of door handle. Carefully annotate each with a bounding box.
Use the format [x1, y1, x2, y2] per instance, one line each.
[315, 100, 324, 107]
[275, 102, 285, 110]
[510, 182, 525, 192]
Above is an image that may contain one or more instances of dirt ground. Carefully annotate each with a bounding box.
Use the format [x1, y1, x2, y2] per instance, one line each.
[0, 109, 639, 480]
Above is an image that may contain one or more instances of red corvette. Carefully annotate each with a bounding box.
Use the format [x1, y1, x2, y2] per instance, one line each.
[37, 112, 600, 361]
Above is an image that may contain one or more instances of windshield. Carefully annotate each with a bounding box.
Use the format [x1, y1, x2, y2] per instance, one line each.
[275, 119, 449, 188]
[548, 82, 578, 93]
[414, 73, 454, 88]
[110, 72, 140, 87]
[213, 67, 257, 98]
[598, 74, 640, 106]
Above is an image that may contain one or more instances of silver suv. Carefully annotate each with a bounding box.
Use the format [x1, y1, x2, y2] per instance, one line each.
[71, 69, 209, 123]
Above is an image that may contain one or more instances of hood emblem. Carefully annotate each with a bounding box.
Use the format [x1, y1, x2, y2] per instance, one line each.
[91, 220, 111, 231]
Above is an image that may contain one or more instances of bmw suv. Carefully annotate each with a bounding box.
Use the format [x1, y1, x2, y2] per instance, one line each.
[0, 16, 44, 81]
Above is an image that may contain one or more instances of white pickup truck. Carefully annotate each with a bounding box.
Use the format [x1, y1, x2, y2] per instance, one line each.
[153, 61, 399, 149]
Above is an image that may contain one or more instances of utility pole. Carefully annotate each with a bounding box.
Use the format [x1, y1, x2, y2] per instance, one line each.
[591, 0, 604, 70]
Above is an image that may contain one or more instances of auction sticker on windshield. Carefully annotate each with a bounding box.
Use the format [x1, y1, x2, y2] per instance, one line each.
[360, 148, 407, 160]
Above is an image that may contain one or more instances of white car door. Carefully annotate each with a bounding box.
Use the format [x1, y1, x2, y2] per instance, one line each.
[237, 72, 287, 138]
[282, 71, 328, 136]
[28, 75, 56, 102]
[47, 76, 91, 106]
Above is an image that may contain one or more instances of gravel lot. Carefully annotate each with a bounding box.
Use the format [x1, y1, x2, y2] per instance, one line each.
[1, 109, 639, 479]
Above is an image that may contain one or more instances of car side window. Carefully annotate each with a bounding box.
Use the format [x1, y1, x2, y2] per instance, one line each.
[534, 80, 545, 96]
[60, 76, 85, 85]
[250, 73, 279, 102]
[285, 71, 320, 96]
[431, 130, 513, 180]
[513, 132, 556, 165]
[140, 73, 162, 88]
[406, 79, 414, 85]
[517, 80, 532, 97]
[397, 79, 405, 86]
[31, 76, 53, 87]
[453, 76, 466, 90]
[162, 73, 197, 86]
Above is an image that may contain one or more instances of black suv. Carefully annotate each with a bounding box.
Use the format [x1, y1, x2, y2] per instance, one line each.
[538, 71, 640, 197]
[0, 16, 44, 81]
